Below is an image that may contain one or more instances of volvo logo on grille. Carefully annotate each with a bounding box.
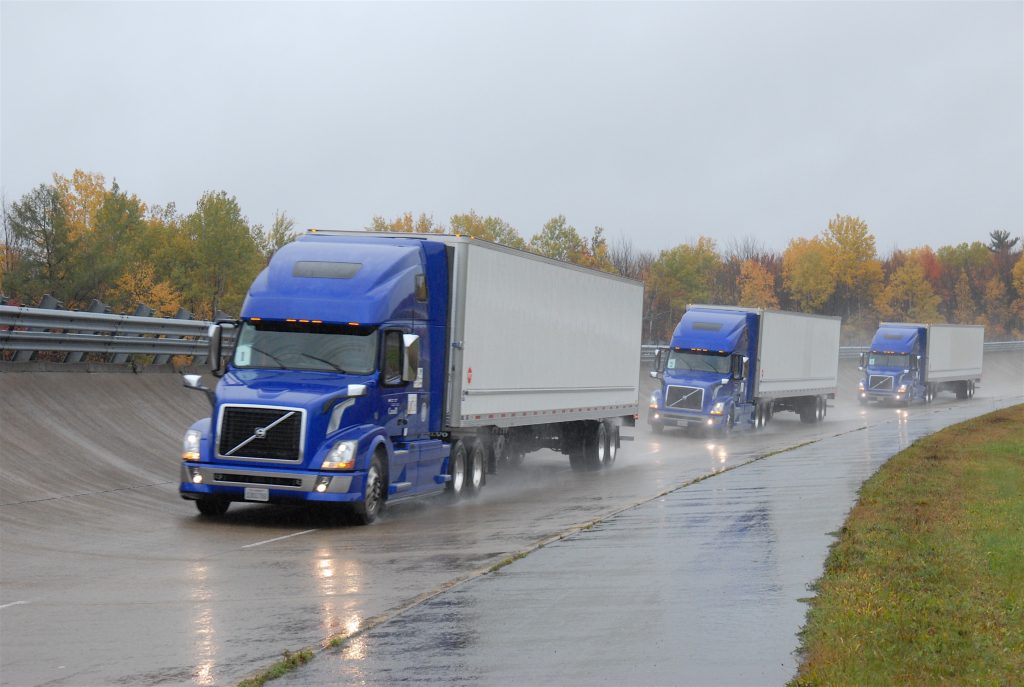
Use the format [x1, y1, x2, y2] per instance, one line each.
[224, 411, 296, 457]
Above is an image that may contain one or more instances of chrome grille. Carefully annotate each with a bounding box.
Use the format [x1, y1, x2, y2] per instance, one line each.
[665, 386, 704, 411]
[217, 406, 303, 462]
[868, 375, 894, 391]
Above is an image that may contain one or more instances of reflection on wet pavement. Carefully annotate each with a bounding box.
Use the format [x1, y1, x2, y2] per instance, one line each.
[280, 395, 1022, 686]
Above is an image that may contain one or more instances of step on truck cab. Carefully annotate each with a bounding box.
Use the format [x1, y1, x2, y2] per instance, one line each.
[180, 230, 643, 523]
[858, 323, 983, 405]
[648, 305, 841, 434]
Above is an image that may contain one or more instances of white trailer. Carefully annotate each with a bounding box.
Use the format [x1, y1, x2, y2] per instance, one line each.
[755, 310, 842, 398]
[445, 238, 644, 428]
[921, 324, 984, 384]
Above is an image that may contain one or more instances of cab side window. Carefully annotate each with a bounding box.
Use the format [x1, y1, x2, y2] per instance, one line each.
[382, 330, 403, 386]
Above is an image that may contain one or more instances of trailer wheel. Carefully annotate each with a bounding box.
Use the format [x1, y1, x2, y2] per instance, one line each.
[968, 381, 975, 399]
[447, 440, 467, 497]
[955, 382, 968, 400]
[754, 402, 765, 430]
[603, 423, 618, 467]
[351, 455, 385, 525]
[466, 440, 486, 495]
[195, 498, 230, 517]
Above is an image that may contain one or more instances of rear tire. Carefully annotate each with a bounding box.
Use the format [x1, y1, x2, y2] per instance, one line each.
[447, 440, 467, 498]
[195, 498, 230, 517]
[466, 440, 486, 495]
[603, 423, 618, 467]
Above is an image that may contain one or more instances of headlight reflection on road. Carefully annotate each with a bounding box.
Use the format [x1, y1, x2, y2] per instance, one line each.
[189, 562, 217, 686]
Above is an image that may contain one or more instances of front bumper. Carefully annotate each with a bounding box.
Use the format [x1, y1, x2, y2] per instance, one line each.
[648, 408, 724, 429]
[179, 463, 363, 504]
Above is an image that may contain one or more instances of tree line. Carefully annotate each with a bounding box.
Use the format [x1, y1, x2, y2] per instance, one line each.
[2, 170, 1022, 343]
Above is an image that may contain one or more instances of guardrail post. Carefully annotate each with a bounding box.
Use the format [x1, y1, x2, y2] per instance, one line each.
[110, 304, 153, 364]
[13, 294, 61, 362]
[64, 299, 112, 363]
[152, 307, 193, 366]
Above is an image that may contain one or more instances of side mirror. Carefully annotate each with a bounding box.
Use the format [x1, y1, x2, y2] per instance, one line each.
[402, 334, 420, 383]
[182, 373, 215, 409]
[858, 352, 866, 371]
[208, 324, 224, 377]
[731, 355, 746, 380]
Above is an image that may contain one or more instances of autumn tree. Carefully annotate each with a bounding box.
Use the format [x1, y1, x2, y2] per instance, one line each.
[445, 210, 524, 250]
[368, 212, 442, 233]
[738, 259, 779, 309]
[935, 242, 991, 320]
[176, 191, 264, 319]
[821, 214, 883, 321]
[980, 275, 1012, 338]
[3, 184, 71, 304]
[254, 211, 297, 262]
[875, 260, 942, 323]
[1012, 257, 1024, 332]
[528, 215, 588, 263]
[952, 271, 979, 325]
[782, 236, 834, 313]
[647, 237, 721, 341]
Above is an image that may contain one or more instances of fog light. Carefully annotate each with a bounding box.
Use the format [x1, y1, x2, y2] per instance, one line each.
[706, 419, 714, 426]
[315, 476, 331, 493]
[191, 470, 203, 484]
[654, 413, 660, 419]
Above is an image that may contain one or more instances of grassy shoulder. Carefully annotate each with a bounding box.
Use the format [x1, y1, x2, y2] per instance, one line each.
[791, 404, 1024, 687]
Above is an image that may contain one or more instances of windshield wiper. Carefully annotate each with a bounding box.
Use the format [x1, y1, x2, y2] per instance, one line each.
[247, 345, 286, 369]
[300, 353, 345, 372]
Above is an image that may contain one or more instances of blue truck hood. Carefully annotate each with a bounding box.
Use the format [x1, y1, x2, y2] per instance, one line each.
[870, 326, 922, 354]
[216, 368, 375, 416]
[671, 309, 747, 353]
[242, 235, 425, 324]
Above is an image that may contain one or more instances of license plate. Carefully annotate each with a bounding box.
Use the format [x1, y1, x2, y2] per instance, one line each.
[244, 487, 269, 502]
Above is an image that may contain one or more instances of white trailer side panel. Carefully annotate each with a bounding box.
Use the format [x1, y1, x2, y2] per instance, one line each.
[448, 240, 643, 427]
[755, 311, 841, 398]
[925, 324, 984, 382]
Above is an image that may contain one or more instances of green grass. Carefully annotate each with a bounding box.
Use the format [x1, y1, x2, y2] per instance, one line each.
[790, 404, 1024, 687]
[237, 649, 314, 687]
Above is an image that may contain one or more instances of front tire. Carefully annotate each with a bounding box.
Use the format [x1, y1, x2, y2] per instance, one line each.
[351, 455, 385, 525]
[195, 498, 230, 517]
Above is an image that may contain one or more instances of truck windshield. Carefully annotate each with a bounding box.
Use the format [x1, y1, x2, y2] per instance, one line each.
[233, 320, 378, 374]
[868, 353, 910, 369]
[666, 349, 731, 374]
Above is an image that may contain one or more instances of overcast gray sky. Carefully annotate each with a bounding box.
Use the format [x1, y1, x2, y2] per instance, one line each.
[2, 1, 1021, 255]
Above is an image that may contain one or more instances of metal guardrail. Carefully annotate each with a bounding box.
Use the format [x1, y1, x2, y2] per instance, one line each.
[3, 303, 1022, 365]
[640, 342, 1022, 362]
[0, 302, 227, 363]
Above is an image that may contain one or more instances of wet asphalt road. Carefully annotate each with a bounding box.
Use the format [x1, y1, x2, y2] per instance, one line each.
[1, 354, 1021, 686]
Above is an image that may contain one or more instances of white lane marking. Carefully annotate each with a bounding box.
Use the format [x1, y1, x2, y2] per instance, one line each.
[0, 600, 30, 610]
[242, 529, 317, 549]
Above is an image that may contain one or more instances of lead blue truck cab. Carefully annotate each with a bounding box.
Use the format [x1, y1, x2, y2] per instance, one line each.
[180, 233, 452, 523]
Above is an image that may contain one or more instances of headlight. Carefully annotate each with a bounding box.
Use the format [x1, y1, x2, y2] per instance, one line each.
[182, 429, 201, 461]
[710, 401, 725, 416]
[649, 394, 658, 409]
[898, 384, 908, 393]
[858, 381, 865, 391]
[322, 440, 357, 470]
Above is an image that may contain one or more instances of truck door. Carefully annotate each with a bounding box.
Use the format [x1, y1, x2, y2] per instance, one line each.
[381, 329, 418, 487]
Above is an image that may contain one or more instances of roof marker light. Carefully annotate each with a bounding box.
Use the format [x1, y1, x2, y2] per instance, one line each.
[348, 322, 360, 326]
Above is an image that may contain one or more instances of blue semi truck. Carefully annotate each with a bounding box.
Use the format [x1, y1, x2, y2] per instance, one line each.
[857, 323, 984, 405]
[648, 305, 841, 434]
[179, 230, 643, 523]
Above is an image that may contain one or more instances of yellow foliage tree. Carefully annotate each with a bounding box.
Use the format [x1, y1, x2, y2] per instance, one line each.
[113, 263, 183, 317]
[738, 259, 779, 309]
[368, 212, 443, 234]
[875, 260, 943, 322]
[53, 170, 110, 243]
[782, 236, 834, 313]
[822, 214, 883, 320]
